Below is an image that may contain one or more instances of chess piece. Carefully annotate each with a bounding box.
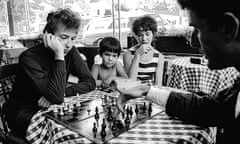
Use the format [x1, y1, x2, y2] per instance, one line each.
[108, 106, 112, 115]
[95, 112, 100, 122]
[95, 106, 99, 114]
[100, 128, 106, 140]
[115, 119, 124, 130]
[125, 114, 130, 129]
[58, 107, 64, 116]
[111, 120, 117, 132]
[107, 112, 113, 122]
[102, 94, 107, 106]
[129, 107, 133, 118]
[87, 107, 91, 115]
[111, 98, 115, 106]
[101, 118, 106, 129]
[148, 103, 152, 116]
[135, 104, 139, 114]
[142, 102, 147, 112]
[76, 102, 81, 107]
[121, 111, 125, 119]
[68, 104, 73, 113]
[92, 122, 97, 138]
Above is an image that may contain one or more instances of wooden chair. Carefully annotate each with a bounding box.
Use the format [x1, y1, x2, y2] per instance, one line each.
[0, 63, 29, 144]
[77, 46, 99, 70]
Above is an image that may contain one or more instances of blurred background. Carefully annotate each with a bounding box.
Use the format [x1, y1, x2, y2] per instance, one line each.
[0, 0, 191, 48]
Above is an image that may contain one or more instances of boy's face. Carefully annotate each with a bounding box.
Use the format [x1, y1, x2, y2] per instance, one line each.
[136, 30, 153, 45]
[54, 23, 79, 55]
[101, 51, 119, 68]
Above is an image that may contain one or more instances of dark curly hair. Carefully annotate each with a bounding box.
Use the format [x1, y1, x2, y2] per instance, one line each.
[132, 15, 158, 36]
[99, 37, 121, 56]
[43, 8, 81, 34]
[177, 0, 240, 32]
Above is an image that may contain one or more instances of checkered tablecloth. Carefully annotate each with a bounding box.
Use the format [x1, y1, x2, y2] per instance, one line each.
[167, 57, 240, 96]
[26, 90, 216, 144]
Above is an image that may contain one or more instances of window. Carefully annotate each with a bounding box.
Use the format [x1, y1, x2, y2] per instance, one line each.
[2, 0, 189, 48]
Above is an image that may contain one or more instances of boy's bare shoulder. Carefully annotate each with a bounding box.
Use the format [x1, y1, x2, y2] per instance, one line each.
[92, 64, 101, 70]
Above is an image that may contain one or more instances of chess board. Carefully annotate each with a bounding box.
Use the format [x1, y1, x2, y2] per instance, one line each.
[45, 95, 164, 144]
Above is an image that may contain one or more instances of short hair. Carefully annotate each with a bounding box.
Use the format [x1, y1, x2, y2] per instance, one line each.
[99, 37, 121, 56]
[43, 8, 81, 34]
[132, 15, 158, 35]
[177, 0, 240, 32]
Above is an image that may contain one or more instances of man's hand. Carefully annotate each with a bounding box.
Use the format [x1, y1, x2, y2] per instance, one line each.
[116, 84, 150, 113]
[43, 33, 65, 60]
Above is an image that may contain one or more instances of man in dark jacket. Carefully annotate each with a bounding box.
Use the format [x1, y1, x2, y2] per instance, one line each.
[117, 0, 240, 143]
[4, 8, 96, 137]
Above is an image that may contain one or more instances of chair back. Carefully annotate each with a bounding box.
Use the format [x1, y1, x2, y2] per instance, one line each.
[0, 64, 18, 134]
[77, 47, 99, 70]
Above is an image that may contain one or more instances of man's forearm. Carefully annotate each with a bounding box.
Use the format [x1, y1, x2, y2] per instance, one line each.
[145, 86, 171, 107]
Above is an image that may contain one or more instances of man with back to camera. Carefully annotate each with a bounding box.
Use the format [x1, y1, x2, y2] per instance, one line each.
[3, 8, 96, 138]
[117, 0, 240, 143]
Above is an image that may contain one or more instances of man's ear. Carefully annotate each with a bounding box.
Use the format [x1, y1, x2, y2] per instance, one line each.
[222, 12, 239, 42]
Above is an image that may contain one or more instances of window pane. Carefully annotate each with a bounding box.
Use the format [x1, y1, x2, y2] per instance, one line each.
[6, 0, 189, 48]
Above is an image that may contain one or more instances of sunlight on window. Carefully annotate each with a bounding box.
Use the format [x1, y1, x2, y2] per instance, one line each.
[1, 0, 190, 48]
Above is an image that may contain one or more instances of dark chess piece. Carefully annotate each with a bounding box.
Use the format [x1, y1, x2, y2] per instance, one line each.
[107, 112, 113, 122]
[95, 112, 100, 122]
[148, 103, 152, 116]
[87, 107, 91, 115]
[100, 128, 107, 140]
[111, 120, 117, 132]
[115, 119, 124, 130]
[135, 104, 139, 114]
[129, 106, 133, 118]
[101, 118, 106, 129]
[121, 111, 125, 119]
[126, 106, 130, 115]
[124, 114, 131, 129]
[95, 106, 99, 114]
[108, 106, 112, 115]
[92, 122, 97, 138]
[142, 102, 147, 112]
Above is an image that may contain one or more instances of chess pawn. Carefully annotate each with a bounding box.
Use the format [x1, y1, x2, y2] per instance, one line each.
[63, 103, 68, 112]
[58, 107, 64, 116]
[92, 122, 97, 138]
[135, 104, 139, 114]
[95, 106, 99, 114]
[142, 102, 147, 112]
[148, 103, 152, 116]
[87, 106, 91, 115]
[68, 104, 73, 113]
[76, 102, 81, 107]
[53, 107, 58, 113]
[101, 95, 106, 106]
[101, 118, 106, 129]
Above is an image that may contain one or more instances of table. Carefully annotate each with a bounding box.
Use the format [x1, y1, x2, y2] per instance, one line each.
[167, 57, 240, 96]
[0, 47, 27, 64]
[26, 90, 216, 144]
